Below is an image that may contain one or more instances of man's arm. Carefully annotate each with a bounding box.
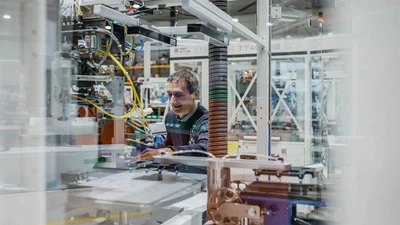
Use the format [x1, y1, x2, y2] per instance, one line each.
[168, 119, 208, 151]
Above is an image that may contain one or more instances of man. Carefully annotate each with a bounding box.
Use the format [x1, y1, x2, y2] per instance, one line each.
[135, 70, 209, 161]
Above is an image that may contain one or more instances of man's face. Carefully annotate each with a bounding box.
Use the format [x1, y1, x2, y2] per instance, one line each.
[167, 81, 197, 118]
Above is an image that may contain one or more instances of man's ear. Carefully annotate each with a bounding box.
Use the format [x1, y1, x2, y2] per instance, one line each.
[192, 90, 200, 99]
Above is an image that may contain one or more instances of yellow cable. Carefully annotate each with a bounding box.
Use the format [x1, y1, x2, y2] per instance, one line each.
[106, 52, 145, 124]
[72, 95, 134, 119]
[121, 24, 134, 55]
[124, 36, 134, 55]
[74, 3, 83, 16]
[71, 52, 143, 120]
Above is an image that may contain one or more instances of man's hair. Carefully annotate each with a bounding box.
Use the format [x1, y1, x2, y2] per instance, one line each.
[167, 70, 199, 94]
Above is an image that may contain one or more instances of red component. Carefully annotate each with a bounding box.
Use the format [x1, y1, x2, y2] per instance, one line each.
[318, 12, 324, 23]
[125, 6, 135, 11]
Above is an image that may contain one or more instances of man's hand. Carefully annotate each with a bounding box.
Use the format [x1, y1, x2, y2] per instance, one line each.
[134, 148, 173, 161]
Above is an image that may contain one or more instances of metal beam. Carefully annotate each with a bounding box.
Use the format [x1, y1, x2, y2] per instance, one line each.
[182, 0, 266, 48]
[257, 0, 271, 155]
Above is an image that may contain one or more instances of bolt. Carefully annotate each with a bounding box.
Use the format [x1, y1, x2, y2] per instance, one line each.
[247, 207, 256, 217]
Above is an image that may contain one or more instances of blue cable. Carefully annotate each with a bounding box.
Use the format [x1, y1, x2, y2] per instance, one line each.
[134, 39, 144, 52]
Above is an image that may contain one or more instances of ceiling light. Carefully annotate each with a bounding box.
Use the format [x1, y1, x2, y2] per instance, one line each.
[232, 18, 238, 22]
[3, 15, 10, 19]
[105, 26, 112, 30]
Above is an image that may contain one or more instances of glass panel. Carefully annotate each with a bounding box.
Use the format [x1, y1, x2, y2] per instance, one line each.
[228, 60, 257, 137]
[150, 45, 170, 78]
[271, 58, 305, 142]
[311, 54, 350, 177]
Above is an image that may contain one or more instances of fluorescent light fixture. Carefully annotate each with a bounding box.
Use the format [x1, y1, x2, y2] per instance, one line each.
[232, 18, 239, 22]
[3, 15, 10, 19]
[182, 0, 232, 33]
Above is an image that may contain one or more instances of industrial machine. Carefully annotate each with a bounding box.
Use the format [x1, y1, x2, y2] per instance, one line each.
[146, 152, 337, 225]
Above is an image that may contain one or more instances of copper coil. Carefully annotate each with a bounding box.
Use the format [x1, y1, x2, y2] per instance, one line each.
[209, 134, 227, 139]
[209, 140, 227, 144]
[209, 122, 228, 126]
[209, 120, 227, 125]
[209, 128, 227, 132]
[209, 144, 228, 149]
[209, 136, 227, 140]
[208, 128, 228, 133]
[208, 114, 228, 117]
[209, 141, 227, 144]
[209, 124, 227, 128]
[209, 135, 227, 139]
[209, 140, 228, 147]
[209, 138, 227, 141]
[208, 114, 228, 119]
[209, 143, 227, 146]
[208, 113, 228, 116]
[209, 106, 228, 110]
[209, 100, 228, 103]
[209, 131, 228, 135]
[209, 112, 228, 116]
[209, 127, 227, 131]
[209, 110, 228, 114]
[208, 150, 228, 154]
[209, 119, 227, 123]
[209, 146, 227, 149]
[209, 105, 228, 109]
[209, 147, 228, 151]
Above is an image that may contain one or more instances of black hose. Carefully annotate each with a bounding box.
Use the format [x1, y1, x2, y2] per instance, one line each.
[208, 0, 228, 158]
